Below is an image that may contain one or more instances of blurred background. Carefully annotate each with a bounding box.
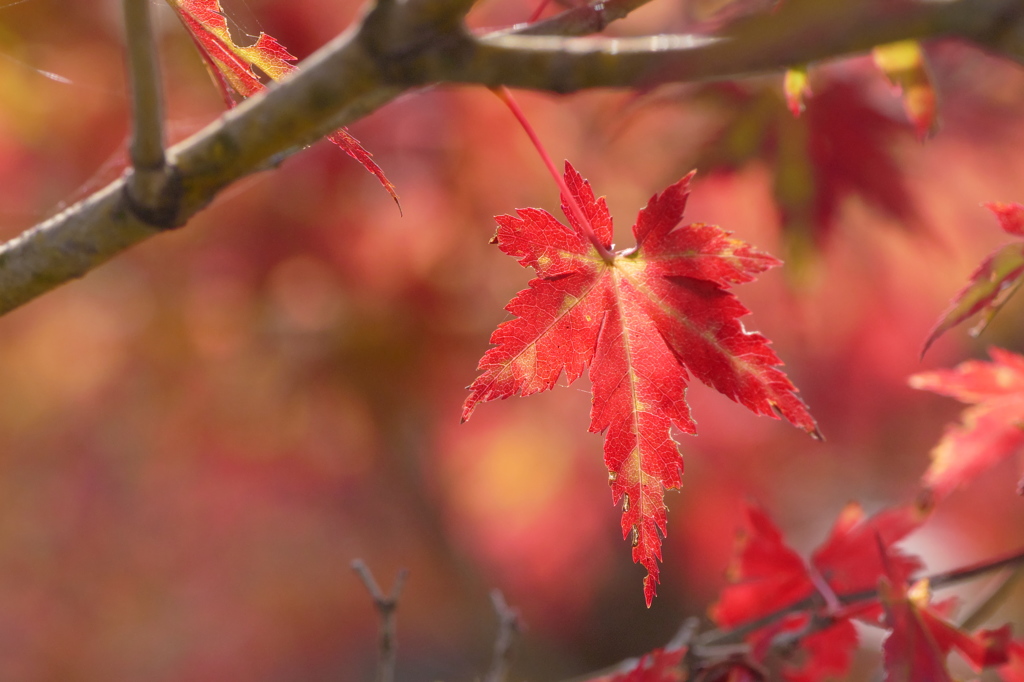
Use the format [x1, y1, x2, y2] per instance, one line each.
[0, 0, 1021, 679]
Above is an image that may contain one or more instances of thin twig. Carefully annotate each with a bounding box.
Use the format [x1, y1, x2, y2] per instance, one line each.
[484, 590, 523, 682]
[503, 0, 660, 37]
[122, 0, 171, 215]
[352, 560, 409, 682]
[957, 565, 1024, 631]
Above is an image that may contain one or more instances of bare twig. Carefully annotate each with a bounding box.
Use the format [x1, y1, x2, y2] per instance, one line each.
[124, 0, 164, 171]
[957, 565, 1024, 631]
[457, 0, 1024, 92]
[668, 616, 700, 650]
[352, 560, 409, 682]
[122, 0, 177, 224]
[485, 590, 523, 682]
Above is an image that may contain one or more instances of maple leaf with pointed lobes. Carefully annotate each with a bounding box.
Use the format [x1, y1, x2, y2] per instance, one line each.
[164, 0, 398, 205]
[462, 163, 818, 606]
[922, 203, 1024, 356]
[910, 347, 1024, 500]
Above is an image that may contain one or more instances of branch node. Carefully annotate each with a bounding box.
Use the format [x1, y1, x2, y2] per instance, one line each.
[123, 165, 185, 231]
[485, 590, 523, 682]
[352, 560, 408, 682]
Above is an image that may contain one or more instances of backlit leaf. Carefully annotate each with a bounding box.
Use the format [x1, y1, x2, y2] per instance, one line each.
[463, 164, 817, 605]
[164, 0, 398, 204]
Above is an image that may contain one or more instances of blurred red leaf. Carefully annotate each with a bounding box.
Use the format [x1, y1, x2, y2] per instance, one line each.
[1000, 640, 1024, 682]
[873, 40, 938, 140]
[698, 77, 920, 255]
[462, 163, 817, 605]
[879, 575, 1011, 681]
[922, 203, 1024, 355]
[164, 0, 398, 204]
[909, 347, 1024, 500]
[711, 503, 928, 681]
[589, 647, 685, 682]
[713, 502, 926, 627]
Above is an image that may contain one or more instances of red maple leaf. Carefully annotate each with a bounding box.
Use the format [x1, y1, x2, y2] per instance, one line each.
[462, 163, 818, 606]
[879, 571, 1011, 681]
[922, 203, 1024, 355]
[164, 0, 398, 204]
[711, 503, 928, 682]
[909, 347, 1024, 500]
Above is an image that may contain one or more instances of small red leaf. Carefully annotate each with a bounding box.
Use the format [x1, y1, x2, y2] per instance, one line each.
[464, 164, 817, 605]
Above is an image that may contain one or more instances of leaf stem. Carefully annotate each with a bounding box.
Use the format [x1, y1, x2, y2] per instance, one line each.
[492, 86, 616, 263]
[527, 0, 554, 24]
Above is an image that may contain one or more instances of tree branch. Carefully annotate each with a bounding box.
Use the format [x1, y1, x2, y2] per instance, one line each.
[0, 0, 1021, 315]
[453, 0, 1024, 92]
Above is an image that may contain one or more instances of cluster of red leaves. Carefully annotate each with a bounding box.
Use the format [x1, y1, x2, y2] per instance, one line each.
[164, 0, 398, 203]
[912, 203, 1024, 500]
[708, 504, 1013, 682]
